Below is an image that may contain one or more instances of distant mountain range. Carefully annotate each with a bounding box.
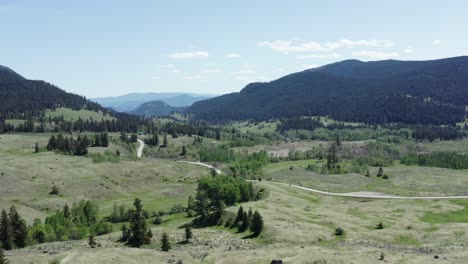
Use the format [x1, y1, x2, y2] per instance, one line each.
[130, 100, 187, 117]
[93, 92, 216, 112]
[187, 56, 468, 125]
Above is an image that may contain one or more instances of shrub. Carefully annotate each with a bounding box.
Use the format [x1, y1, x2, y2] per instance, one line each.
[334, 227, 344, 236]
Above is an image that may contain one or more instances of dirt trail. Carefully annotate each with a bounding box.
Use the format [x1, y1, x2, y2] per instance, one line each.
[136, 139, 144, 158]
[177, 161, 222, 175]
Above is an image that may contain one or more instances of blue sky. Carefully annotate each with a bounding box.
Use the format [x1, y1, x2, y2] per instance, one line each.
[1, 0, 468, 98]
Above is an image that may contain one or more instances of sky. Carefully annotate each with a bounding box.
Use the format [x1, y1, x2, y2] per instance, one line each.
[1, 0, 468, 98]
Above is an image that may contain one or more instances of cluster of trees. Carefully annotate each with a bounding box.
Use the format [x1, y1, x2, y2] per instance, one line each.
[190, 175, 257, 225]
[46, 133, 110, 156]
[229, 150, 269, 177]
[46, 134, 90, 156]
[231, 206, 264, 237]
[29, 201, 112, 243]
[401, 152, 468, 169]
[0, 206, 28, 250]
[412, 125, 462, 141]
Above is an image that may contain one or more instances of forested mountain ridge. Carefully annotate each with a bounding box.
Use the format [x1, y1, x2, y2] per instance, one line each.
[130, 100, 188, 117]
[0, 65, 106, 118]
[187, 56, 468, 125]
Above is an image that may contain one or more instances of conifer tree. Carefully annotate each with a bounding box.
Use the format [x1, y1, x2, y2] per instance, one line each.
[0, 248, 8, 264]
[232, 206, 244, 227]
[63, 204, 70, 219]
[0, 209, 13, 250]
[181, 145, 187, 156]
[163, 134, 168, 147]
[184, 225, 192, 242]
[128, 198, 150, 247]
[377, 167, 384, 177]
[34, 142, 39, 153]
[88, 234, 97, 248]
[8, 206, 27, 248]
[238, 212, 249, 232]
[250, 210, 264, 236]
[161, 232, 171, 252]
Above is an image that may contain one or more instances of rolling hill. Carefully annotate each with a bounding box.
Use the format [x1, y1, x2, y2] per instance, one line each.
[130, 100, 187, 117]
[0, 65, 106, 118]
[187, 56, 468, 125]
[93, 92, 216, 112]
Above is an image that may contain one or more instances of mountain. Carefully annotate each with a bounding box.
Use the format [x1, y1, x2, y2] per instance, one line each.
[93, 92, 216, 112]
[0, 65, 105, 118]
[187, 56, 468, 125]
[130, 101, 187, 117]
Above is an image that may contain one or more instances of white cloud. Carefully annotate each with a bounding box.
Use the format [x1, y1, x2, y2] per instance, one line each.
[258, 39, 394, 54]
[296, 53, 342, 59]
[232, 69, 256, 75]
[183, 75, 207, 80]
[168, 51, 209, 59]
[225, 53, 240, 58]
[203, 69, 223, 73]
[352, 50, 399, 60]
[433, 39, 441, 45]
[404, 46, 413, 53]
[171, 69, 181, 73]
[151, 76, 161, 80]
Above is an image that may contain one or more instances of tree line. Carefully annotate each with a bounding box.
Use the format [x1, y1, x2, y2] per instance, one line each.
[401, 152, 468, 169]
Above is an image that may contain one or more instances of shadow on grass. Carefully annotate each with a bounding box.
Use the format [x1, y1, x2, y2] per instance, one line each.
[241, 233, 259, 239]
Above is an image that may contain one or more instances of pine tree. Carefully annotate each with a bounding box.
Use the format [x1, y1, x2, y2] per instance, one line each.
[250, 210, 264, 236]
[128, 198, 150, 247]
[215, 129, 221, 141]
[232, 206, 244, 227]
[181, 145, 187, 156]
[63, 204, 70, 218]
[9, 206, 27, 248]
[88, 234, 97, 248]
[34, 142, 39, 153]
[0, 209, 13, 250]
[163, 134, 168, 147]
[238, 212, 249, 232]
[184, 225, 192, 242]
[186, 195, 195, 217]
[0, 248, 8, 264]
[161, 232, 171, 252]
[377, 167, 384, 177]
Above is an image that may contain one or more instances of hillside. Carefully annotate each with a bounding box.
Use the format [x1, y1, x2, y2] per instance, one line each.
[187, 56, 468, 125]
[0, 65, 106, 118]
[93, 92, 215, 112]
[130, 100, 187, 117]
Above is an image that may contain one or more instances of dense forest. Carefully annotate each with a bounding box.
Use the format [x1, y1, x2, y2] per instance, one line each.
[187, 56, 468, 125]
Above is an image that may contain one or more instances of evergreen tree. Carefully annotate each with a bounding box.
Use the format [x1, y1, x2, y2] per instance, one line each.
[144, 228, 152, 245]
[8, 206, 27, 248]
[88, 234, 97, 248]
[0, 248, 8, 264]
[128, 198, 150, 247]
[184, 225, 193, 242]
[238, 212, 249, 232]
[34, 142, 39, 153]
[250, 210, 264, 236]
[233, 206, 244, 228]
[215, 129, 221, 141]
[101, 132, 109, 147]
[63, 204, 70, 219]
[181, 145, 187, 156]
[0, 209, 13, 250]
[161, 232, 171, 252]
[377, 167, 384, 177]
[186, 195, 195, 217]
[116, 150, 121, 156]
[163, 134, 168, 147]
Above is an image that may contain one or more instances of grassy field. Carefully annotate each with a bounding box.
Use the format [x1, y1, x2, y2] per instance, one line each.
[6, 181, 468, 263]
[45, 107, 114, 121]
[3, 134, 468, 263]
[264, 160, 468, 196]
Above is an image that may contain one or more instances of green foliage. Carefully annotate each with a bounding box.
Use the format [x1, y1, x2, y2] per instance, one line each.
[356, 142, 399, 166]
[376, 222, 384, 229]
[199, 144, 235, 163]
[89, 150, 120, 163]
[88, 234, 97, 248]
[0, 248, 8, 264]
[184, 225, 193, 242]
[250, 210, 264, 236]
[0, 209, 13, 250]
[401, 152, 468, 169]
[161, 232, 171, 252]
[106, 203, 132, 223]
[128, 198, 151, 248]
[334, 227, 344, 236]
[8, 206, 28, 248]
[49, 185, 60, 195]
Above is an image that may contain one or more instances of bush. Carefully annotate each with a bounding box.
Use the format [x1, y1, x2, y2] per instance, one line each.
[334, 227, 344, 236]
[49, 185, 60, 195]
[376, 222, 384, 229]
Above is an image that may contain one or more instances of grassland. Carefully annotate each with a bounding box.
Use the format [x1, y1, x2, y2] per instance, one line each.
[45, 107, 114, 121]
[3, 133, 468, 263]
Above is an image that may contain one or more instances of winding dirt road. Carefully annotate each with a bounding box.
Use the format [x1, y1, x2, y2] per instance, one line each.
[136, 139, 144, 158]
